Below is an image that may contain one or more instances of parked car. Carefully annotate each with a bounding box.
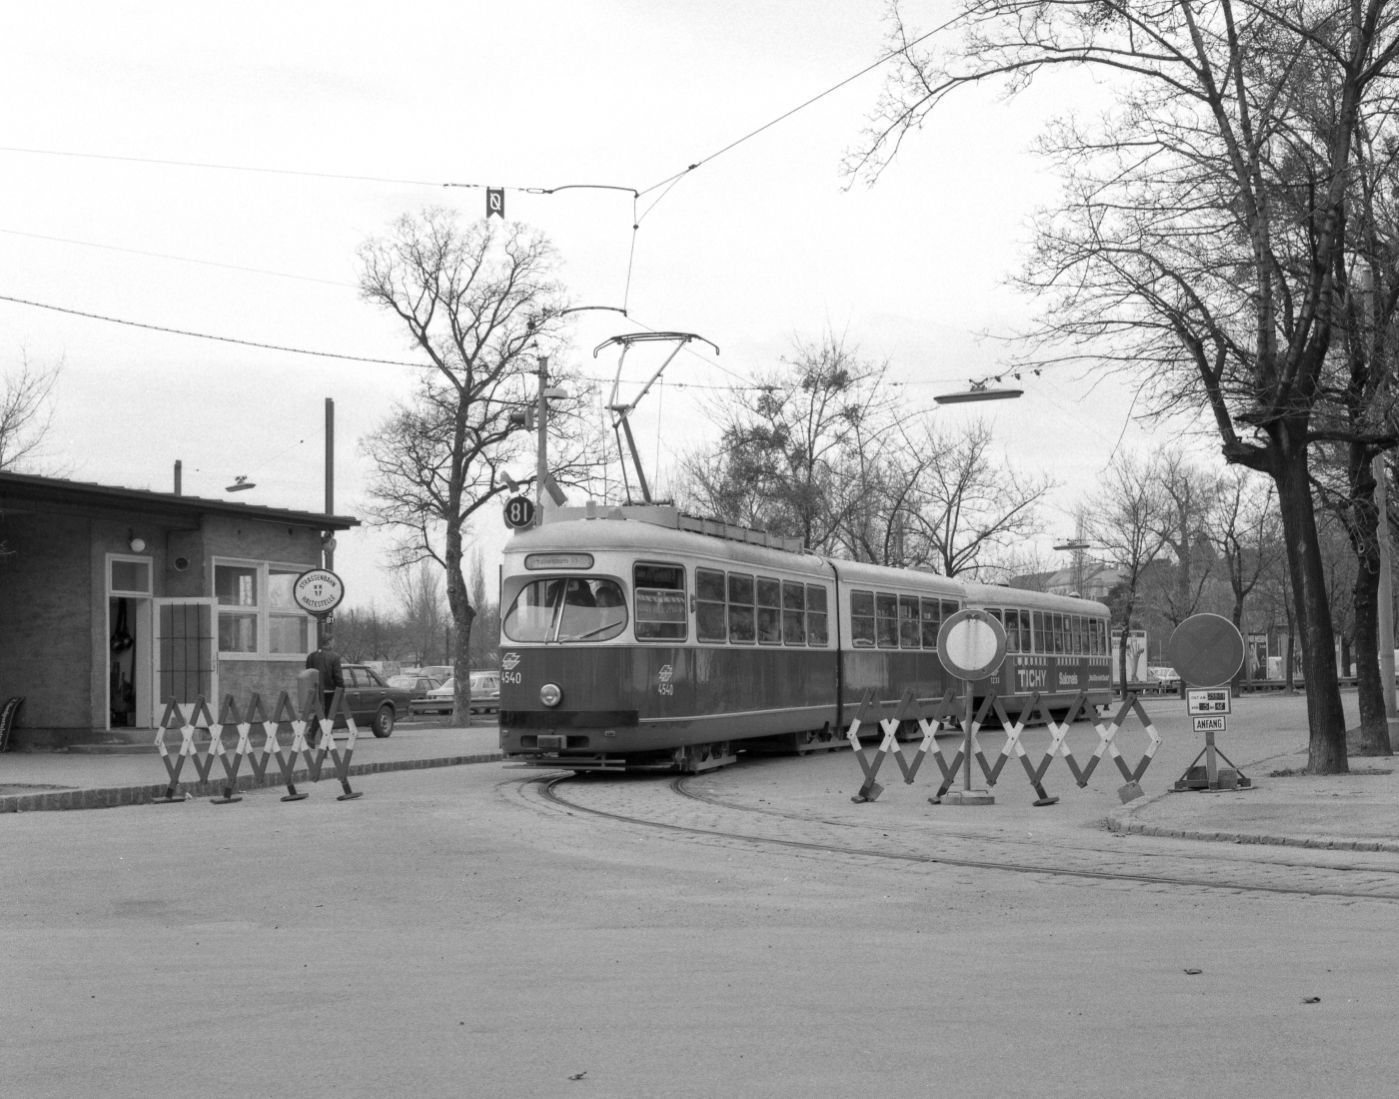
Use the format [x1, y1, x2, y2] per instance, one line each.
[330, 664, 413, 738]
[387, 674, 443, 704]
[411, 678, 456, 716]
[468, 671, 500, 714]
[409, 672, 501, 716]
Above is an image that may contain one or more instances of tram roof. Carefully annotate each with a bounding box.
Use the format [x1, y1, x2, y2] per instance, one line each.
[961, 579, 1109, 615]
[507, 512, 830, 575]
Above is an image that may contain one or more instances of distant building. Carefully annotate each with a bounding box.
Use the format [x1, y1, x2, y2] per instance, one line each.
[0, 471, 357, 751]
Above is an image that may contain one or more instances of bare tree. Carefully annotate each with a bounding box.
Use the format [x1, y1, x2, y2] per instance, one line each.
[0, 354, 59, 472]
[1088, 454, 1171, 695]
[391, 561, 449, 667]
[1208, 468, 1283, 632]
[678, 332, 891, 552]
[855, 1, 1399, 772]
[359, 209, 574, 720]
[864, 417, 1052, 577]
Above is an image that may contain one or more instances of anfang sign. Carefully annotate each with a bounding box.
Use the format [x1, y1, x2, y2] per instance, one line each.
[293, 569, 345, 617]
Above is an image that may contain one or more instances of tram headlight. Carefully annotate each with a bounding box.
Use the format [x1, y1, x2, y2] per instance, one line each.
[540, 682, 563, 708]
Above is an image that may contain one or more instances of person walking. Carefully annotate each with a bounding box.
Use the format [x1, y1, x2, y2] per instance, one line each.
[305, 635, 345, 745]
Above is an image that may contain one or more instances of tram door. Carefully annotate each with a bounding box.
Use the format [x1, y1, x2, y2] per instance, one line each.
[152, 598, 219, 722]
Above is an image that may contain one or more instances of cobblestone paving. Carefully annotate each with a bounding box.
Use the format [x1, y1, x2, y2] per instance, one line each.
[512, 764, 1399, 902]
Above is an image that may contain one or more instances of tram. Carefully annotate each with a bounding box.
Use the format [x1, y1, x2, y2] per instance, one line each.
[497, 505, 1112, 772]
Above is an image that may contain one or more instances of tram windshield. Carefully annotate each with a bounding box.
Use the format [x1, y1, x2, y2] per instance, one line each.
[502, 577, 628, 643]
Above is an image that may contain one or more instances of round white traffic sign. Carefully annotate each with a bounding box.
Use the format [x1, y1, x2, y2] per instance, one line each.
[293, 569, 345, 617]
[937, 609, 1008, 681]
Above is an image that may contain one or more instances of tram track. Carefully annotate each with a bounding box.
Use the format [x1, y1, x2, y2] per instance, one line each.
[532, 771, 1399, 901]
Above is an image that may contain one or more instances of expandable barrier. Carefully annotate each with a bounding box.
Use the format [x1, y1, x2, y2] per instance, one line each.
[153, 688, 363, 804]
[847, 687, 1161, 806]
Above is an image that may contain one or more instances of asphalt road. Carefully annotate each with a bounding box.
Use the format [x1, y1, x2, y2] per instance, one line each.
[4, 695, 1397, 1098]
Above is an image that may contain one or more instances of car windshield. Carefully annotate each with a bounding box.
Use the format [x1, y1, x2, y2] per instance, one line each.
[502, 577, 628, 642]
[432, 678, 454, 693]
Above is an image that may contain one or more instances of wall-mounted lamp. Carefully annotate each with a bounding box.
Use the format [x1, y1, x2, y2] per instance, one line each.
[128, 530, 146, 553]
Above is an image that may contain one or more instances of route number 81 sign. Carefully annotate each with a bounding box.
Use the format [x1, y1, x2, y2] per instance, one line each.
[503, 495, 536, 529]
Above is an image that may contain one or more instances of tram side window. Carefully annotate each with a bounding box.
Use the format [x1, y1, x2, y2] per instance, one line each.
[1019, 610, 1032, 653]
[634, 563, 687, 641]
[728, 573, 755, 643]
[1003, 609, 1020, 653]
[1032, 611, 1045, 654]
[782, 582, 807, 645]
[807, 585, 829, 646]
[1054, 613, 1066, 654]
[920, 597, 942, 648]
[757, 578, 782, 644]
[696, 568, 727, 643]
[1076, 616, 1085, 655]
[899, 596, 920, 648]
[851, 590, 875, 647]
[1096, 618, 1107, 655]
[875, 593, 899, 648]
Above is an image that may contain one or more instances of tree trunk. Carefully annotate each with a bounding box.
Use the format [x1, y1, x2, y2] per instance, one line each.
[1346, 445, 1391, 754]
[1273, 437, 1348, 773]
[444, 518, 478, 724]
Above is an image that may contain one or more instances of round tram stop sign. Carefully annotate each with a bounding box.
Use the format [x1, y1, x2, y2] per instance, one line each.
[937, 608, 1008, 681]
[293, 568, 345, 618]
[1167, 613, 1245, 688]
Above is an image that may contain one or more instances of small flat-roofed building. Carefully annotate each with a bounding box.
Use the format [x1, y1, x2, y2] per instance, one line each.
[0, 471, 358, 751]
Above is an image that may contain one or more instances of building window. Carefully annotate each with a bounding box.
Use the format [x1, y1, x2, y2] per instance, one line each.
[214, 560, 316, 658]
[109, 557, 151, 595]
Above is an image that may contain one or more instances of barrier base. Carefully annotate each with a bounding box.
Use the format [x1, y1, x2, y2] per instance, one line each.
[1117, 781, 1145, 803]
[281, 784, 309, 802]
[1033, 795, 1060, 807]
[939, 789, 995, 806]
[152, 790, 190, 804]
[210, 790, 243, 805]
[851, 781, 884, 804]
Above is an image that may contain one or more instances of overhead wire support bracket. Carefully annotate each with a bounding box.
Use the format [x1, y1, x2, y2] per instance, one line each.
[593, 331, 719, 504]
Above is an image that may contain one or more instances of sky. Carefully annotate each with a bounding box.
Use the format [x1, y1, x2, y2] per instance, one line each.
[0, 1, 1213, 611]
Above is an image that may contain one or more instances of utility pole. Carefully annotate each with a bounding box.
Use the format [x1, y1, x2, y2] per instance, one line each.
[324, 397, 335, 571]
[535, 356, 548, 527]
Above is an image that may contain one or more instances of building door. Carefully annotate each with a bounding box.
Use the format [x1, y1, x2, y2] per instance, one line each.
[152, 598, 218, 723]
[107, 555, 154, 731]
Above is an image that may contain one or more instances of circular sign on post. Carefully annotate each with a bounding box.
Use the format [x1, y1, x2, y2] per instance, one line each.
[1167, 613, 1245, 688]
[293, 569, 345, 618]
[503, 495, 536, 529]
[937, 609, 1008, 681]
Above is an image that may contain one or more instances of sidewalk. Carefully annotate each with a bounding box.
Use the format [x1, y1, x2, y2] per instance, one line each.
[1110, 745, 1399, 853]
[0, 722, 504, 813]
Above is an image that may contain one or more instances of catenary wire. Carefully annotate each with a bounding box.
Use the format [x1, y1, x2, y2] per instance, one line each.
[0, 227, 354, 288]
[0, 292, 424, 368]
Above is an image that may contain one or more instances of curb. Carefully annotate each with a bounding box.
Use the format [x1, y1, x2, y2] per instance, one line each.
[1106, 774, 1399, 855]
[0, 750, 506, 814]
